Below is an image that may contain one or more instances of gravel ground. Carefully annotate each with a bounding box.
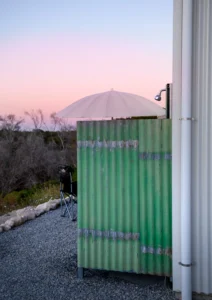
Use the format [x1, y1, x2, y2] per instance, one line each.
[0, 207, 177, 300]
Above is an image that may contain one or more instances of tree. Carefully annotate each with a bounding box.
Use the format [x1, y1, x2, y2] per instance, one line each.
[50, 112, 75, 148]
[25, 109, 46, 130]
[0, 111, 77, 197]
[50, 112, 76, 166]
[0, 114, 24, 142]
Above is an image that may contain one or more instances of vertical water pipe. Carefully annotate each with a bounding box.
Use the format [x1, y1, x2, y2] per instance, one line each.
[180, 0, 193, 299]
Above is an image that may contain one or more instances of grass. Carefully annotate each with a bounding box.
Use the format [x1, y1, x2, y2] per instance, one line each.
[0, 182, 60, 216]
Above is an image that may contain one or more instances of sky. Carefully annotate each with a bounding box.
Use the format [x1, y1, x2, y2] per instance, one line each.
[0, 0, 173, 123]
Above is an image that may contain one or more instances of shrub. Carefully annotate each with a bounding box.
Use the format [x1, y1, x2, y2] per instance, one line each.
[0, 182, 60, 215]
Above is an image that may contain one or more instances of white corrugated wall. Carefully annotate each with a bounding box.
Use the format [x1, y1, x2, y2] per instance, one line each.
[172, 0, 212, 294]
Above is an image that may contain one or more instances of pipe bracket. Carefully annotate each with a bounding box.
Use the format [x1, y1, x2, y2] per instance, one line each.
[179, 262, 192, 267]
[179, 117, 195, 121]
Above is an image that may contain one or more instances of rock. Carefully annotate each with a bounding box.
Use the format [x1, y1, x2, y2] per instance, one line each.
[19, 214, 29, 223]
[51, 199, 60, 205]
[48, 202, 57, 210]
[0, 213, 15, 226]
[16, 207, 36, 221]
[12, 216, 25, 227]
[34, 208, 45, 217]
[35, 203, 45, 210]
[0, 198, 63, 233]
[25, 211, 36, 221]
[36, 202, 49, 212]
[4, 219, 15, 228]
[16, 207, 34, 216]
[2, 224, 11, 231]
[55, 199, 61, 206]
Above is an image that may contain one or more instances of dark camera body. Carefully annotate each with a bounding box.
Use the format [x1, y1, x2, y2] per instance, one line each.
[59, 166, 77, 196]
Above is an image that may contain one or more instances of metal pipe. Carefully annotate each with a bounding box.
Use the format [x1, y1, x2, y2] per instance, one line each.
[180, 0, 193, 299]
[154, 85, 171, 119]
[166, 84, 170, 119]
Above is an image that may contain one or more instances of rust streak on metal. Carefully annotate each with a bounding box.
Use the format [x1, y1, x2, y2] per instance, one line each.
[78, 228, 140, 240]
[141, 245, 172, 257]
[77, 140, 139, 149]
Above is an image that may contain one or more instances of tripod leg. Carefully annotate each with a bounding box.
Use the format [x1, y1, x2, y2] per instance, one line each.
[60, 191, 72, 218]
[60, 190, 65, 217]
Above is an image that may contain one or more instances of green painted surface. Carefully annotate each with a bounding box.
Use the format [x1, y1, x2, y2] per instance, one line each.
[77, 119, 172, 276]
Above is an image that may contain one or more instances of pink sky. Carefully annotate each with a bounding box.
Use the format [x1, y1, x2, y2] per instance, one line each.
[0, 34, 172, 120]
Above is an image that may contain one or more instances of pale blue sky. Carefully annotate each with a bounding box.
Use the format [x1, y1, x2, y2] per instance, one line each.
[0, 0, 173, 43]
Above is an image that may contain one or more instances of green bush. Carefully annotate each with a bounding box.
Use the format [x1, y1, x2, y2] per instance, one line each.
[3, 190, 33, 208]
[0, 182, 60, 215]
[3, 191, 20, 206]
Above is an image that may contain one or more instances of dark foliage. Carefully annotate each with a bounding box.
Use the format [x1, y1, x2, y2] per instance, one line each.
[0, 114, 77, 196]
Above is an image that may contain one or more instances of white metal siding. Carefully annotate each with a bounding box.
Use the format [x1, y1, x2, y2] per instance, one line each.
[173, 0, 212, 294]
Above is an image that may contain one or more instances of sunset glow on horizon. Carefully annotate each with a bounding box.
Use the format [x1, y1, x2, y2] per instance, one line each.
[0, 0, 173, 120]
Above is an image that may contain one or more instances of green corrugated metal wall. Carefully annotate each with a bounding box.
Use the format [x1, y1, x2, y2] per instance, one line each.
[77, 119, 172, 276]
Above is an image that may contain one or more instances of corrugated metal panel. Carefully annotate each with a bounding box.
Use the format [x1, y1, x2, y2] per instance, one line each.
[173, 0, 212, 294]
[77, 119, 172, 276]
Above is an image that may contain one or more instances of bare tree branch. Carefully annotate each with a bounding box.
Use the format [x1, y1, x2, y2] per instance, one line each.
[25, 109, 44, 130]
